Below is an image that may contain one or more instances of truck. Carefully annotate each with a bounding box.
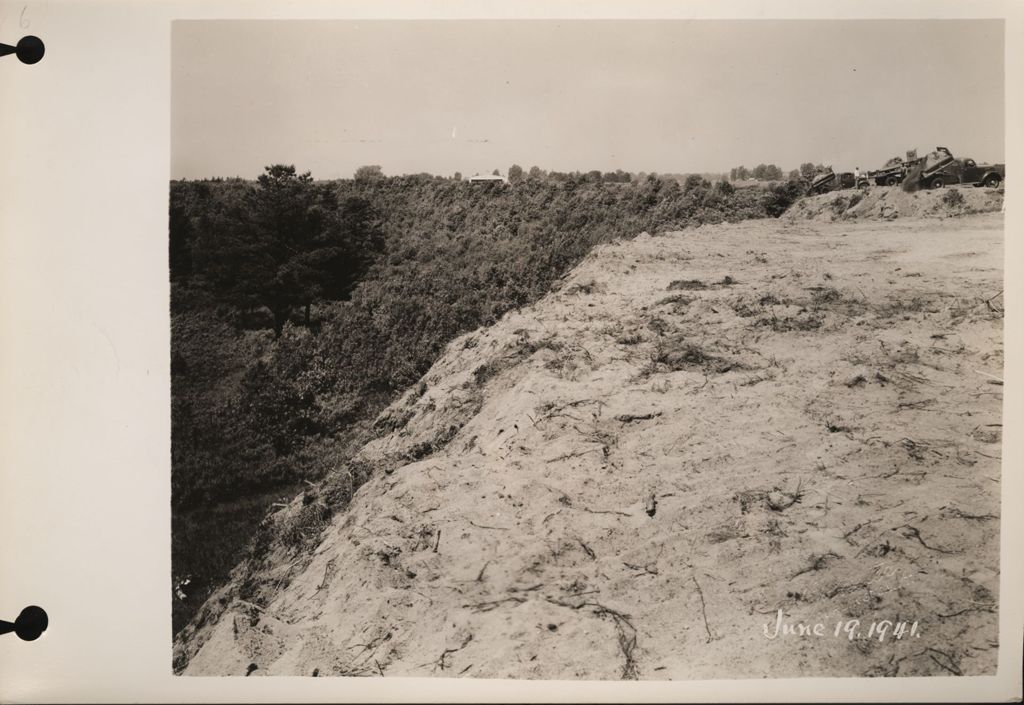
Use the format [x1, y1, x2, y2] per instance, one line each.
[806, 167, 859, 195]
[867, 149, 925, 186]
[869, 161, 914, 186]
[919, 156, 1005, 190]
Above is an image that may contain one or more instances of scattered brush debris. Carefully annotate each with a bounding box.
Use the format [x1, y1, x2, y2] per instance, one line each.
[645, 493, 658, 517]
[707, 519, 747, 544]
[734, 489, 767, 515]
[766, 481, 805, 512]
[543, 597, 639, 679]
[983, 290, 1004, 316]
[894, 524, 958, 554]
[666, 276, 735, 290]
[656, 293, 694, 308]
[731, 301, 758, 318]
[759, 308, 824, 333]
[739, 370, 776, 387]
[809, 286, 843, 306]
[691, 574, 716, 643]
[646, 317, 671, 336]
[763, 518, 787, 538]
[941, 506, 998, 522]
[874, 294, 941, 320]
[435, 634, 473, 672]
[565, 280, 603, 296]
[899, 437, 931, 462]
[667, 279, 707, 291]
[823, 417, 853, 435]
[942, 189, 966, 208]
[615, 332, 644, 345]
[896, 398, 937, 412]
[404, 424, 463, 462]
[615, 412, 663, 424]
[277, 497, 333, 549]
[846, 374, 868, 388]
[471, 332, 564, 387]
[790, 551, 842, 579]
[623, 560, 659, 576]
[473, 362, 500, 386]
[645, 336, 739, 376]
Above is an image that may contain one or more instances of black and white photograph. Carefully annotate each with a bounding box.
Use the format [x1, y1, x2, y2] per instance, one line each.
[2, 4, 1021, 701]
[166, 18, 1008, 680]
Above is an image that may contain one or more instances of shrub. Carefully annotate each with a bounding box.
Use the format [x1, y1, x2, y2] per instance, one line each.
[761, 180, 805, 217]
[668, 279, 706, 290]
[942, 189, 965, 207]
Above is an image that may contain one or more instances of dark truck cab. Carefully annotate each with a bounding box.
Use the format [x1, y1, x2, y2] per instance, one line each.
[922, 157, 1005, 189]
[807, 168, 857, 195]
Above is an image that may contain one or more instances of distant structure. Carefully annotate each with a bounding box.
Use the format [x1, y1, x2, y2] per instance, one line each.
[467, 173, 508, 184]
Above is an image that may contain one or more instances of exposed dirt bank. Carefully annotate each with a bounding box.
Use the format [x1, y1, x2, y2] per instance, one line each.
[177, 212, 1003, 679]
[785, 185, 1003, 223]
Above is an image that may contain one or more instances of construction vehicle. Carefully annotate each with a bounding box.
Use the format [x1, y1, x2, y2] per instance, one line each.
[806, 167, 859, 195]
[918, 153, 1005, 189]
[867, 149, 925, 186]
[915, 147, 956, 186]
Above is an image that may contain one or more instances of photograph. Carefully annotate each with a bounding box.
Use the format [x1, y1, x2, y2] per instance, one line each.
[168, 19, 1006, 679]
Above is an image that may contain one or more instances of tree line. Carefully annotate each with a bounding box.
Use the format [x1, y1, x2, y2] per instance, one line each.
[730, 164, 785, 181]
[322, 162, 851, 187]
[351, 164, 802, 185]
[728, 163, 838, 182]
[344, 162, 839, 186]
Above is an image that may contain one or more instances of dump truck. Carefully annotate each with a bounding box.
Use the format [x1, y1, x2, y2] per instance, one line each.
[918, 154, 1005, 189]
[869, 162, 914, 186]
[807, 167, 858, 195]
[867, 149, 925, 186]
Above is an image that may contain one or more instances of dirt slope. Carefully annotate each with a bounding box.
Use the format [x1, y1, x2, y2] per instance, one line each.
[786, 185, 1004, 222]
[177, 210, 1003, 679]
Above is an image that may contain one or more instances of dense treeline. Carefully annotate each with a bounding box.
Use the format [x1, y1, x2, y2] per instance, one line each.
[170, 167, 803, 631]
[730, 163, 785, 181]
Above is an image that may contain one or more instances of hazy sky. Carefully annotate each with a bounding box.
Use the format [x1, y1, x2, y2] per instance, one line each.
[172, 20, 1004, 179]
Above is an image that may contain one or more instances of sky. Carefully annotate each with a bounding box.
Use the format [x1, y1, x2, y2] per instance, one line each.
[171, 20, 1004, 180]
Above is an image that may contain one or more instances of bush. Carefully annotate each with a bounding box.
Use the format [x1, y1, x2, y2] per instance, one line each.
[942, 189, 965, 207]
[762, 180, 805, 217]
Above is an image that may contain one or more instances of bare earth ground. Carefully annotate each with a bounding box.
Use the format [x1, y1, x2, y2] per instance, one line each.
[178, 193, 1003, 679]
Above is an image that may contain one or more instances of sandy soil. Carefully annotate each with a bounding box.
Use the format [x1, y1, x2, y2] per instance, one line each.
[177, 204, 1003, 679]
[786, 184, 1004, 222]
